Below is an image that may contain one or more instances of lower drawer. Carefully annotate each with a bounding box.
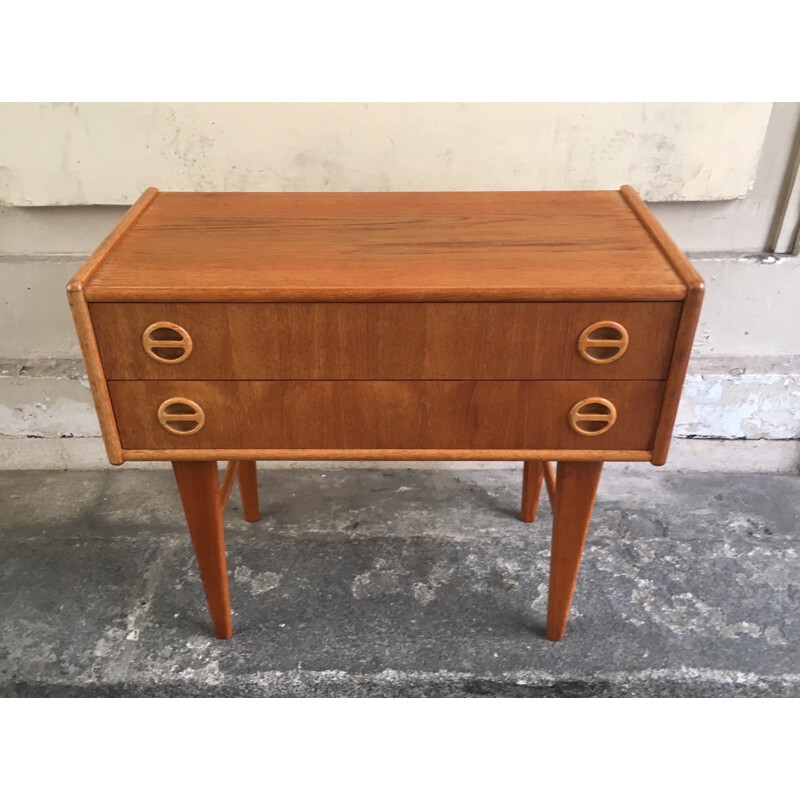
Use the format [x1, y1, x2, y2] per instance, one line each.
[109, 380, 665, 452]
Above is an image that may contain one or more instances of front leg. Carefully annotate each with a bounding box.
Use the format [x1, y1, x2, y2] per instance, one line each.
[172, 460, 233, 639]
[546, 461, 603, 641]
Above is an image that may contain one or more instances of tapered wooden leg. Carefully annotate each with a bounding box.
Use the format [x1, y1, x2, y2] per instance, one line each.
[546, 461, 603, 641]
[521, 461, 545, 523]
[172, 460, 233, 639]
[542, 461, 557, 507]
[237, 460, 261, 522]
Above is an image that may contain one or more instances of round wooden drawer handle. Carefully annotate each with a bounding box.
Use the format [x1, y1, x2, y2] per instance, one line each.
[578, 321, 629, 364]
[142, 322, 193, 364]
[568, 397, 617, 437]
[157, 397, 205, 436]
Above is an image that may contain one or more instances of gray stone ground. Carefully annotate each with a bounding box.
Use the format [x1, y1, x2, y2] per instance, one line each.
[1, 467, 798, 697]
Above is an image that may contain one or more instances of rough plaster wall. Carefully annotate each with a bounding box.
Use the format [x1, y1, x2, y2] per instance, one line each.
[5, 358, 797, 446]
[692, 257, 800, 357]
[0, 212, 798, 468]
[2, 248, 797, 362]
[679, 369, 800, 441]
[0, 102, 796, 470]
[1, 254, 798, 469]
[0, 257, 84, 357]
[653, 103, 800, 254]
[0, 103, 772, 205]
[0, 363, 98, 439]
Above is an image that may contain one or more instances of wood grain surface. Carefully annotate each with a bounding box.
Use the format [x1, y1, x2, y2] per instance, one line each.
[67, 186, 705, 642]
[65, 187, 159, 464]
[83, 190, 687, 302]
[108, 379, 664, 451]
[91, 301, 681, 381]
[122, 448, 653, 462]
[171, 460, 232, 639]
[546, 461, 604, 640]
[521, 461, 545, 523]
[236, 460, 261, 522]
[620, 184, 705, 464]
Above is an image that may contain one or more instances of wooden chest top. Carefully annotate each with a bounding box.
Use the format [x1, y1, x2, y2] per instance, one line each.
[66, 185, 706, 641]
[77, 187, 696, 302]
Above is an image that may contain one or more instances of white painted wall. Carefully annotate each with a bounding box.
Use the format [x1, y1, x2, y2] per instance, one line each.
[0, 103, 772, 205]
[693, 257, 800, 356]
[1, 102, 797, 471]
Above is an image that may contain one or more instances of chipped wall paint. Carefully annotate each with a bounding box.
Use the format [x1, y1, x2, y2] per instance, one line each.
[0, 103, 772, 205]
[0, 242, 797, 467]
[0, 373, 100, 439]
[1, 358, 796, 472]
[676, 374, 800, 440]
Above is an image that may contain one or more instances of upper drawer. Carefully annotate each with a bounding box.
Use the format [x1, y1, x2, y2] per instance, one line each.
[91, 302, 681, 380]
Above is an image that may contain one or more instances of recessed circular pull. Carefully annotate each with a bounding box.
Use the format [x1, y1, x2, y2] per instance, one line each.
[157, 397, 205, 436]
[568, 397, 617, 437]
[578, 321, 629, 364]
[143, 322, 193, 364]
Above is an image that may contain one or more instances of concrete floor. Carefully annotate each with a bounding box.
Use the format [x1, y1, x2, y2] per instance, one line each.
[1, 466, 798, 697]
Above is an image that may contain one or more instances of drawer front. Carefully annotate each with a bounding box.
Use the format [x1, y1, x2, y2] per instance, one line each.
[109, 380, 665, 452]
[92, 302, 681, 380]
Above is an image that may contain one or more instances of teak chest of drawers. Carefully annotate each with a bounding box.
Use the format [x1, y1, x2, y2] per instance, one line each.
[68, 187, 703, 641]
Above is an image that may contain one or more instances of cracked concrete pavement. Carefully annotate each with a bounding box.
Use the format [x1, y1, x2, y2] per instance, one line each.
[1, 467, 798, 696]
